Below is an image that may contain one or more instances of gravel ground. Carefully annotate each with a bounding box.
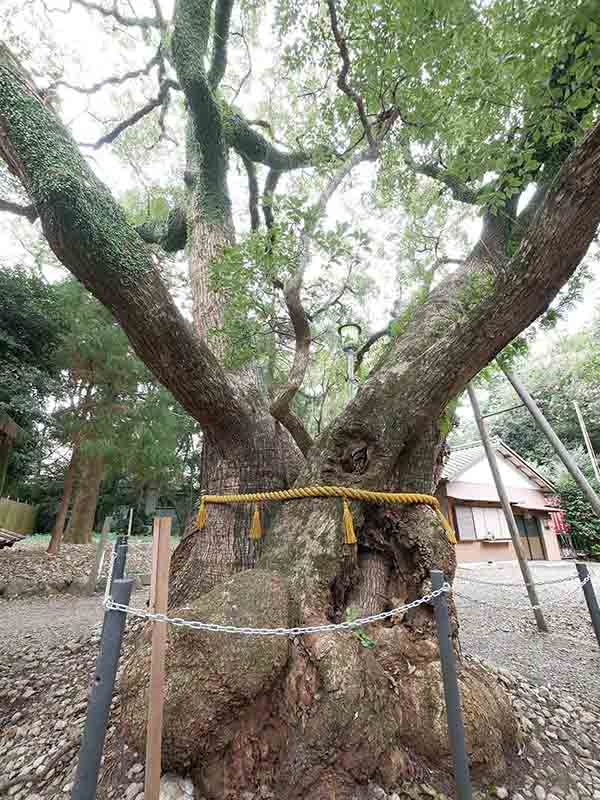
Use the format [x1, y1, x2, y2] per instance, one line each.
[1, 562, 600, 800]
[0, 589, 148, 653]
[454, 560, 600, 708]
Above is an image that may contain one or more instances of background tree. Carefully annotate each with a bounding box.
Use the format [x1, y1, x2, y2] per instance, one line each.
[2, 1, 600, 797]
[0, 265, 66, 495]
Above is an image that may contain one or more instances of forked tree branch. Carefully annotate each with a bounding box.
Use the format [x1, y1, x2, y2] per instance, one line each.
[325, 0, 375, 149]
[80, 78, 179, 149]
[269, 148, 372, 452]
[0, 43, 254, 444]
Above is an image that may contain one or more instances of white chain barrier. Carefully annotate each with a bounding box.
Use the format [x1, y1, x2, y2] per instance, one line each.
[454, 570, 587, 588]
[104, 584, 450, 637]
[452, 574, 592, 611]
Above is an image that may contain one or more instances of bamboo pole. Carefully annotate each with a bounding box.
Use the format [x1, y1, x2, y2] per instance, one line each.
[467, 383, 549, 633]
[144, 517, 172, 800]
[573, 400, 600, 485]
[502, 366, 600, 518]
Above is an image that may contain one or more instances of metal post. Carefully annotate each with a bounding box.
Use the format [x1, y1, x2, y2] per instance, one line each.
[467, 383, 549, 633]
[71, 578, 134, 800]
[502, 367, 600, 518]
[113, 534, 128, 582]
[573, 401, 600, 485]
[345, 348, 356, 399]
[431, 570, 472, 800]
[576, 562, 600, 648]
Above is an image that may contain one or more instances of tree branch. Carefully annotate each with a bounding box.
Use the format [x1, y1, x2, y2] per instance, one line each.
[72, 0, 160, 28]
[0, 197, 38, 220]
[80, 78, 178, 149]
[48, 53, 160, 95]
[325, 0, 375, 149]
[241, 155, 260, 231]
[269, 148, 372, 452]
[262, 168, 281, 230]
[136, 207, 187, 252]
[314, 120, 600, 485]
[226, 110, 317, 170]
[354, 326, 389, 369]
[402, 148, 482, 204]
[208, 0, 235, 90]
[0, 43, 254, 445]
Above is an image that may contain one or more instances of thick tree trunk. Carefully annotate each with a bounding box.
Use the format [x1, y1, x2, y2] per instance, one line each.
[47, 442, 79, 555]
[63, 452, 103, 544]
[122, 423, 518, 800]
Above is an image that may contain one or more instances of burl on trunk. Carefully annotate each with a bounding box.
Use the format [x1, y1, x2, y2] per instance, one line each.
[120, 422, 518, 800]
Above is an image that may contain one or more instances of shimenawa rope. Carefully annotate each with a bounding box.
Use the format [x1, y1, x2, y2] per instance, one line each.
[195, 485, 457, 545]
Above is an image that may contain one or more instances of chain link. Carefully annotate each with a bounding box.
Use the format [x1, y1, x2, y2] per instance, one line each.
[452, 575, 591, 611]
[454, 570, 584, 588]
[104, 584, 450, 637]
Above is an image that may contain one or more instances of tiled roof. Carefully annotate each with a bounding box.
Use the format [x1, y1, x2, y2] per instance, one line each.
[442, 443, 484, 480]
[442, 439, 555, 491]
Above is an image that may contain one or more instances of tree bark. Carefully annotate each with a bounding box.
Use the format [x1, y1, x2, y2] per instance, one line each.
[63, 452, 103, 544]
[47, 441, 79, 555]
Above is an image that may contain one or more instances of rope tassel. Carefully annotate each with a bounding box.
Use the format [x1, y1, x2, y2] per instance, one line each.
[250, 502, 263, 540]
[342, 498, 357, 545]
[195, 497, 207, 530]
[435, 508, 457, 545]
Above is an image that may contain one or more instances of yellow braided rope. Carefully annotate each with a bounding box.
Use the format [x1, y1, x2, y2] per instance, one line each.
[195, 485, 456, 545]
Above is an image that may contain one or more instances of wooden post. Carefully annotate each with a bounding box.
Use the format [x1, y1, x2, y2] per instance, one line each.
[144, 516, 172, 800]
[87, 516, 112, 595]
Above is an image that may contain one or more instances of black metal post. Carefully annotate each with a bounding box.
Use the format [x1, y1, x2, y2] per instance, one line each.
[576, 562, 600, 649]
[113, 534, 128, 581]
[71, 578, 134, 800]
[431, 570, 473, 800]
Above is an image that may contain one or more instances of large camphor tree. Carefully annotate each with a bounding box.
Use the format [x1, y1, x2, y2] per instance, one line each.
[1, 0, 600, 796]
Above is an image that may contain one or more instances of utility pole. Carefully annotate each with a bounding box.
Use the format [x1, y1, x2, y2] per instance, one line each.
[501, 366, 600, 519]
[573, 400, 600, 485]
[467, 383, 549, 633]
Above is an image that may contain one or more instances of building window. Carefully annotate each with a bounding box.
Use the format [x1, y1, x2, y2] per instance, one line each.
[455, 506, 477, 540]
[454, 505, 508, 541]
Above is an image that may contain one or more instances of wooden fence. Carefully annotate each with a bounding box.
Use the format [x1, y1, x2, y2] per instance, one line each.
[0, 497, 37, 535]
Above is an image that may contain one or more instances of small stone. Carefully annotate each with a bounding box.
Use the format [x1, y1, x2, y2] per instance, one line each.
[496, 788, 509, 799]
[534, 786, 546, 800]
[62, 784, 73, 794]
[368, 785, 387, 800]
[127, 783, 144, 800]
[390, 795, 401, 800]
[547, 794, 561, 800]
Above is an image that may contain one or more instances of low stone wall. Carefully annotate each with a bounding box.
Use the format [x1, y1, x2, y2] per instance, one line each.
[0, 541, 155, 599]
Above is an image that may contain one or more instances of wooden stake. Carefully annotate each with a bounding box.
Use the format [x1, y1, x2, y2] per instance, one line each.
[144, 516, 171, 800]
[86, 516, 112, 596]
